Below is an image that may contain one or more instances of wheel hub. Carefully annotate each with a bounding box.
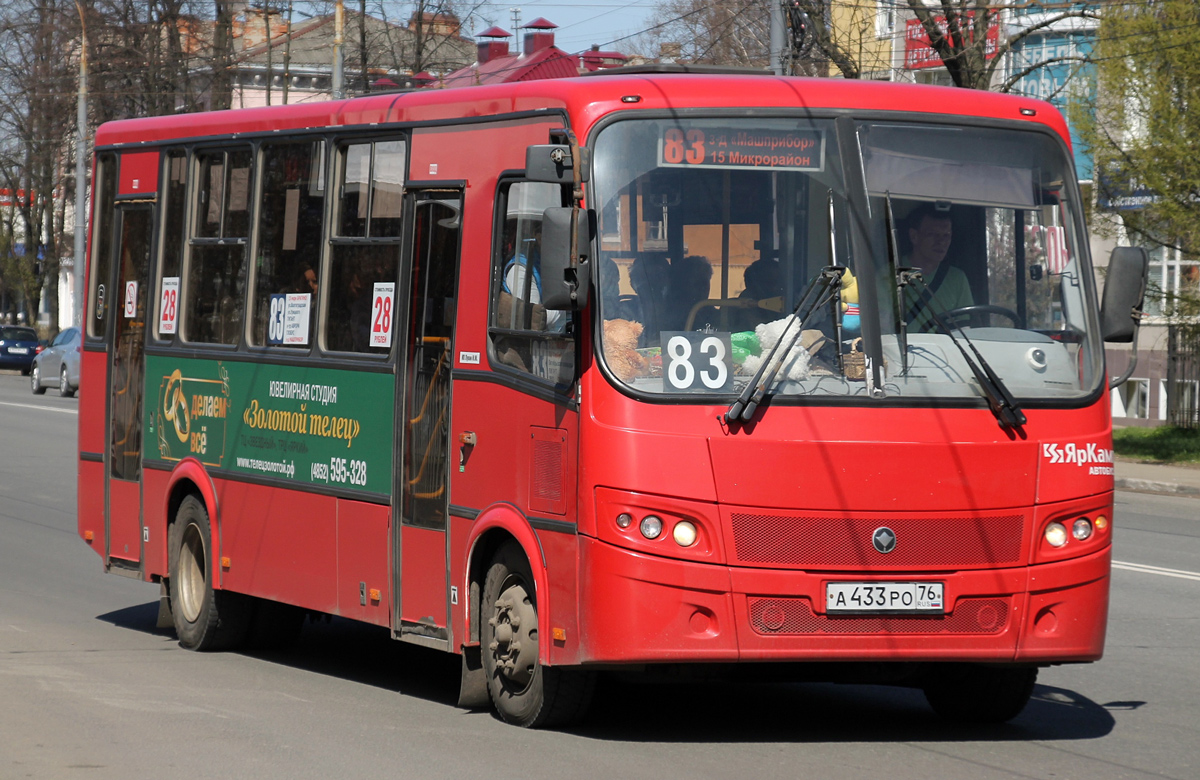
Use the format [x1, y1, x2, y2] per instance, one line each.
[488, 580, 538, 688]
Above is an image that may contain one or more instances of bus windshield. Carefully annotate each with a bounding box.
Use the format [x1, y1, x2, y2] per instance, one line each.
[591, 117, 1102, 405]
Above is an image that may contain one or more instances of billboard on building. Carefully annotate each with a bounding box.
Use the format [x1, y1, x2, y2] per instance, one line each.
[904, 15, 999, 70]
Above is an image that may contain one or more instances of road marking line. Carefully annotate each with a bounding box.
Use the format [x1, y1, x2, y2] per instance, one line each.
[0, 400, 77, 415]
[1113, 560, 1200, 582]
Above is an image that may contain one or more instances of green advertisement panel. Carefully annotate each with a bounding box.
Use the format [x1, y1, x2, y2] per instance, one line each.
[145, 355, 394, 496]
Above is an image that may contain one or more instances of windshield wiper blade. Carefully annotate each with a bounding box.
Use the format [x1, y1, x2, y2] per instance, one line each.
[725, 266, 845, 424]
[903, 272, 1027, 430]
[883, 193, 908, 374]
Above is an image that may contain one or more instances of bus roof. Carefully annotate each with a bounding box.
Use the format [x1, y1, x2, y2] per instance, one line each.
[93, 74, 1068, 149]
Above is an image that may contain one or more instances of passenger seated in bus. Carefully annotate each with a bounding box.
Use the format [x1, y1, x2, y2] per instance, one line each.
[901, 202, 972, 332]
[295, 263, 319, 297]
[611, 254, 670, 345]
[727, 257, 783, 332]
[663, 254, 713, 332]
[501, 220, 565, 332]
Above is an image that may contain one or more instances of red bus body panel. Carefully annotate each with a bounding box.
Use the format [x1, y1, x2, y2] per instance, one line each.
[79, 74, 1108, 673]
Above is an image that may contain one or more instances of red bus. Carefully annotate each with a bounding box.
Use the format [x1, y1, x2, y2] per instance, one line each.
[78, 70, 1147, 728]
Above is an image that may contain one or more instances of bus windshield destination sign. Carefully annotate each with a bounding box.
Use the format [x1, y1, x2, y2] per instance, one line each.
[658, 127, 825, 172]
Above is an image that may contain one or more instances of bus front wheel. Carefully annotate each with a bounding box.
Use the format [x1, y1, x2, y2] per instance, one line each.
[482, 542, 594, 728]
[168, 495, 250, 651]
[923, 664, 1038, 724]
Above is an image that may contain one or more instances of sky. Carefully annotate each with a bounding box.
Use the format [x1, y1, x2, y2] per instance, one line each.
[469, 1, 661, 55]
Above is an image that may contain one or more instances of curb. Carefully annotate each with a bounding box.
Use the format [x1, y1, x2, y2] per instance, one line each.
[1114, 477, 1200, 498]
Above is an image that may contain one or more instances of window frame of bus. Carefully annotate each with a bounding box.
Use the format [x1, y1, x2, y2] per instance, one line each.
[246, 138, 328, 350]
[486, 176, 577, 388]
[86, 151, 119, 342]
[153, 148, 189, 342]
[181, 145, 255, 347]
[321, 136, 408, 356]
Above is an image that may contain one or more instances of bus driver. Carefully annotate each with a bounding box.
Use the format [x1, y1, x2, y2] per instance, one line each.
[901, 202, 972, 332]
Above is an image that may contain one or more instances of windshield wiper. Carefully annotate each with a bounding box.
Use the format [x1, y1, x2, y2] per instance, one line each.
[883, 193, 909, 374]
[901, 272, 1027, 430]
[725, 266, 845, 424]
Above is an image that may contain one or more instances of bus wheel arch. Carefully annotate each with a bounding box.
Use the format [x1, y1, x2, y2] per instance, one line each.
[464, 509, 594, 728]
[464, 508, 547, 652]
[163, 465, 249, 651]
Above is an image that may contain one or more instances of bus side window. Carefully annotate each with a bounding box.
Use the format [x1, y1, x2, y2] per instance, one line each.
[184, 148, 253, 345]
[86, 152, 118, 340]
[488, 181, 574, 380]
[154, 149, 187, 341]
[250, 140, 326, 348]
[324, 139, 405, 354]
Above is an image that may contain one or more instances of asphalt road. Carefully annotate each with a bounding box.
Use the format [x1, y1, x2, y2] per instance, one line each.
[1, 369, 1198, 780]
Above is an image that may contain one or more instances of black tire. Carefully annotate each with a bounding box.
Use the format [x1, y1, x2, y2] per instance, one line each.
[59, 366, 75, 397]
[482, 542, 594, 728]
[20, 365, 30, 376]
[168, 495, 251, 651]
[30, 364, 45, 395]
[923, 664, 1038, 724]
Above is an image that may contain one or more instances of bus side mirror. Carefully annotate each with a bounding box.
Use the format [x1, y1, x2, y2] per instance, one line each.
[525, 145, 590, 184]
[1100, 246, 1149, 343]
[541, 206, 594, 311]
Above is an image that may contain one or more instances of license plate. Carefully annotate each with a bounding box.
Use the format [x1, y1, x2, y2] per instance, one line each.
[8, 347, 28, 354]
[826, 581, 944, 614]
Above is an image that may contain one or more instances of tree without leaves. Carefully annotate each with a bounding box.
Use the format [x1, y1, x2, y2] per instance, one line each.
[0, 0, 79, 331]
[639, 0, 771, 68]
[902, 0, 1100, 90]
[642, 1, 1099, 88]
[343, 1, 478, 89]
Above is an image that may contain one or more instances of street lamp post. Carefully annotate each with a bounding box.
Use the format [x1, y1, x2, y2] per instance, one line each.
[332, 0, 344, 99]
[73, 1, 88, 328]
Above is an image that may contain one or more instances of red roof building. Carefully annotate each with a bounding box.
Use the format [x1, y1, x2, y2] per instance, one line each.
[435, 18, 626, 88]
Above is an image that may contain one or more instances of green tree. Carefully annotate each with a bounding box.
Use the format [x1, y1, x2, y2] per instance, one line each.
[1080, 0, 1200, 284]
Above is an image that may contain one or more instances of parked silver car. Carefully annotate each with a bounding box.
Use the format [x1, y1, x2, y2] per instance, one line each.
[30, 327, 80, 397]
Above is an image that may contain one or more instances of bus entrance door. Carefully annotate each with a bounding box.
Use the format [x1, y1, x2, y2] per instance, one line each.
[106, 205, 153, 568]
[396, 191, 462, 646]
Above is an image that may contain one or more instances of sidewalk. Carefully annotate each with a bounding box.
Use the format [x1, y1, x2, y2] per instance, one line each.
[1114, 457, 1200, 498]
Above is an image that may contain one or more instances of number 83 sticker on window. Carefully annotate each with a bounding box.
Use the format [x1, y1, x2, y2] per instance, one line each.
[661, 331, 733, 393]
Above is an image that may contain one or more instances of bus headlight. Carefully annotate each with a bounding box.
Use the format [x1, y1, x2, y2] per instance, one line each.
[672, 521, 698, 547]
[1072, 517, 1093, 541]
[640, 515, 663, 540]
[616, 512, 633, 529]
[1045, 521, 1068, 548]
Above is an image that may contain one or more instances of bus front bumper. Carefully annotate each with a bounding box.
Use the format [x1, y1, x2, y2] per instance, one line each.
[576, 536, 1109, 665]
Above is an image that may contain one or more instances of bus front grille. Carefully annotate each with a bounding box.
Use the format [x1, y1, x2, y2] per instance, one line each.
[729, 512, 1025, 569]
[748, 597, 1010, 636]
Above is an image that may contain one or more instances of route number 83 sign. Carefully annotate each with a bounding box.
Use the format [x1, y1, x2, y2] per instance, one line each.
[661, 332, 733, 393]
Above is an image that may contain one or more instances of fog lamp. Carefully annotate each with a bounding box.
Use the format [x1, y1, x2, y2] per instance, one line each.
[616, 512, 633, 529]
[640, 515, 663, 540]
[1072, 517, 1093, 541]
[672, 521, 698, 547]
[1045, 521, 1068, 548]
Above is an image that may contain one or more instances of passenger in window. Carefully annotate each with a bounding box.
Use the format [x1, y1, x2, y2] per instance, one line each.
[663, 255, 713, 332]
[622, 255, 671, 343]
[901, 202, 972, 331]
[727, 257, 783, 333]
[347, 268, 375, 351]
[502, 219, 565, 332]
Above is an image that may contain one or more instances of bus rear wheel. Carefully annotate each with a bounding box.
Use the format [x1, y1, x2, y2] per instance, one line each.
[923, 664, 1038, 724]
[168, 495, 250, 651]
[482, 542, 594, 728]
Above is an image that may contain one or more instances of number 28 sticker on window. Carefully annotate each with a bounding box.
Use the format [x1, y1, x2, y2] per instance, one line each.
[661, 332, 733, 393]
